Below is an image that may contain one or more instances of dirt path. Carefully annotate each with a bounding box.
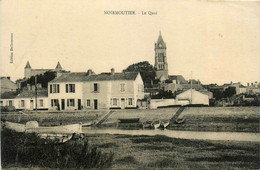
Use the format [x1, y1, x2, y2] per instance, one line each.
[82, 128, 260, 142]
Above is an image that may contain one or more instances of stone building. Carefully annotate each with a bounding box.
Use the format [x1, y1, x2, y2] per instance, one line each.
[24, 61, 63, 78]
[154, 32, 168, 81]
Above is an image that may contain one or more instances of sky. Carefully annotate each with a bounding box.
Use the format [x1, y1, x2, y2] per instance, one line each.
[1, 0, 260, 85]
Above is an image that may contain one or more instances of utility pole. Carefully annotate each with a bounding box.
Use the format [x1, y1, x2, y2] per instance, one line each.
[35, 76, 38, 112]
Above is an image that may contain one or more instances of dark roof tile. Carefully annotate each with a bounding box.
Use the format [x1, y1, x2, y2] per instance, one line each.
[16, 89, 48, 98]
[50, 72, 139, 83]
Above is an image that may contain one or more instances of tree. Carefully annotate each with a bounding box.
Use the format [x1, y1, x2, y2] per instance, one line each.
[224, 86, 236, 98]
[123, 61, 156, 88]
[21, 71, 56, 88]
[151, 90, 174, 99]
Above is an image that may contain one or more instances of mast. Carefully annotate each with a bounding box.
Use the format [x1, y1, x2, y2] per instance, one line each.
[190, 71, 192, 105]
[35, 76, 38, 112]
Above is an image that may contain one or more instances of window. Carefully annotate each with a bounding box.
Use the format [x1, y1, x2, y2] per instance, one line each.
[112, 98, 118, 106]
[86, 100, 91, 107]
[0, 101, 3, 106]
[128, 98, 133, 105]
[8, 100, 13, 106]
[51, 99, 59, 107]
[93, 83, 99, 92]
[67, 99, 75, 107]
[66, 84, 75, 93]
[39, 99, 44, 107]
[50, 84, 60, 93]
[20, 100, 25, 107]
[120, 83, 125, 92]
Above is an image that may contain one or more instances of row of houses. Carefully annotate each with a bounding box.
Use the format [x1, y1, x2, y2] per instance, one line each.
[1, 70, 214, 110]
[1, 69, 145, 110]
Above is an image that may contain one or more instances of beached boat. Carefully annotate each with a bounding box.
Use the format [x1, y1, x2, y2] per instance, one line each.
[143, 121, 154, 129]
[4, 121, 82, 134]
[82, 122, 92, 127]
[4, 121, 26, 133]
[175, 118, 185, 124]
[154, 120, 169, 130]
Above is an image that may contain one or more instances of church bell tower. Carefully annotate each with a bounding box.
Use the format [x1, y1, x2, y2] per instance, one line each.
[154, 31, 168, 81]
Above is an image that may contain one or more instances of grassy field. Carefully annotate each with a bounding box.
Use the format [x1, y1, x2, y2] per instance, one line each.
[168, 106, 260, 132]
[87, 133, 260, 169]
[1, 110, 108, 126]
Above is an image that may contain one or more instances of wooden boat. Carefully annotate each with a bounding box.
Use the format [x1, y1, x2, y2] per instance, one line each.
[4, 121, 82, 134]
[118, 118, 140, 123]
[154, 120, 169, 130]
[175, 118, 185, 124]
[143, 121, 154, 129]
[82, 122, 92, 127]
[4, 121, 26, 133]
[26, 123, 82, 134]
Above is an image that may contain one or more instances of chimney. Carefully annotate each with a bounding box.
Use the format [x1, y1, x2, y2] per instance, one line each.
[7, 76, 10, 80]
[111, 68, 115, 75]
[87, 69, 93, 76]
[37, 83, 42, 89]
[251, 82, 253, 86]
[27, 84, 31, 90]
[231, 81, 233, 84]
[247, 83, 249, 86]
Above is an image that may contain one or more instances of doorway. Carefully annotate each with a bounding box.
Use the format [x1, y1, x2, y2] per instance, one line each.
[78, 99, 81, 110]
[61, 99, 65, 110]
[94, 99, 98, 110]
[30, 100, 34, 109]
[121, 98, 125, 109]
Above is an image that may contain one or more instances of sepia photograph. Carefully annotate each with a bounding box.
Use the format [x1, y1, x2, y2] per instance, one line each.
[1, 0, 260, 169]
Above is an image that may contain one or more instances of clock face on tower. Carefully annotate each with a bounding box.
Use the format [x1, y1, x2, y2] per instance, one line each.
[159, 44, 162, 47]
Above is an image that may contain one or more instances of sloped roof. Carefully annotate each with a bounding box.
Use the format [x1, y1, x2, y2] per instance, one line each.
[1, 91, 19, 99]
[50, 72, 139, 83]
[16, 89, 48, 98]
[177, 89, 208, 96]
[168, 75, 187, 84]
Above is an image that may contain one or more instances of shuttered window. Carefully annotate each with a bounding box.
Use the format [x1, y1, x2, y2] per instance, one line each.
[66, 84, 75, 93]
[67, 99, 75, 107]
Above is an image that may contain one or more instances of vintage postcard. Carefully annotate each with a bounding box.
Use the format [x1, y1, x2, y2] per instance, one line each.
[1, 0, 260, 169]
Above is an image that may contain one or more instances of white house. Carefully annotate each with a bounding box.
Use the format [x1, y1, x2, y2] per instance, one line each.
[48, 69, 145, 110]
[0, 89, 48, 110]
[15, 89, 48, 110]
[176, 89, 209, 106]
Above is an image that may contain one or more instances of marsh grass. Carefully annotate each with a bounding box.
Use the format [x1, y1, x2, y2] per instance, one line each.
[86, 134, 260, 169]
[1, 129, 114, 169]
[115, 156, 139, 165]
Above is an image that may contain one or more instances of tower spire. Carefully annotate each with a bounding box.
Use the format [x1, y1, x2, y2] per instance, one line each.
[25, 61, 31, 68]
[55, 61, 62, 70]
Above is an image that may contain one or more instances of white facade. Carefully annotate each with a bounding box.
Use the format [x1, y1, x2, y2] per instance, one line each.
[48, 73, 145, 110]
[48, 82, 83, 111]
[0, 97, 48, 110]
[176, 89, 209, 105]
